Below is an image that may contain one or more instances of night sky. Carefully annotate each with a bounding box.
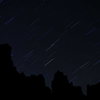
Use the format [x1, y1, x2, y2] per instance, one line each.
[0, 0, 100, 90]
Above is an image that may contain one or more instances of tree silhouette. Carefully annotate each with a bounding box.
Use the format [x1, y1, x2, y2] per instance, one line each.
[0, 44, 100, 99]
[51, 71, 84, 99]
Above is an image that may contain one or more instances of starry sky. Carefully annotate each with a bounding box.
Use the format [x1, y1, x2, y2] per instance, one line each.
[0, 0, 100, 89]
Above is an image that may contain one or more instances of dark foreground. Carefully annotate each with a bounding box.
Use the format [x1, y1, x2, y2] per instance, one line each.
[0, 44, 100, 99]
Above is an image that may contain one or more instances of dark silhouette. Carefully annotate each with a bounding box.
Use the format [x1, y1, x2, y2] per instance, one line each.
[51, 71, 85, 99]
[0, 44, 100, 99]
[87, 83, 100, 98]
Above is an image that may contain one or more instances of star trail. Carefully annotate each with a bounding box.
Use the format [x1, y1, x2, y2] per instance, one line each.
[45, 57, 56, 67]
[0, 0, 100, 89]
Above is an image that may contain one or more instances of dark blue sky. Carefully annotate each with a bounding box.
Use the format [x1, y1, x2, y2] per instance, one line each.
[0, 0, 100, 89]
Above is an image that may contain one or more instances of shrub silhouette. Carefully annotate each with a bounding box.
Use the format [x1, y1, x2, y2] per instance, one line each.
[0, 44, 100, 99]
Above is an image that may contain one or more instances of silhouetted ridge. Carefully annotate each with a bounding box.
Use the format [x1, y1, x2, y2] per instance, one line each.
[0, 44, 100, 99]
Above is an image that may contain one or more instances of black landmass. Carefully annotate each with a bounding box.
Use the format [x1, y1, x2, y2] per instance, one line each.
[0, 44, 100, 99]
